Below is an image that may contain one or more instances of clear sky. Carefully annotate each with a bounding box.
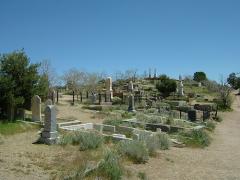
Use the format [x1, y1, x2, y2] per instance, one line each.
[0, 0, 239, 81]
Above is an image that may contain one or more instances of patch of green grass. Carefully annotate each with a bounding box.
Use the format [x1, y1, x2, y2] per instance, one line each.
[213, 115, 223, 122]
[59, 131, 103, 151]
[205, 121, 216, 131]
[178, 129, 211, 148]
[117, 140, 149, 164]
[0, 121, 40, 136]
[137, 171, 148, 180]
[97, 149, 123, 180]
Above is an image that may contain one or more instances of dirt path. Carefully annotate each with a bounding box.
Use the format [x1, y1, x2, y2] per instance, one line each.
[130, 94, 240, 180]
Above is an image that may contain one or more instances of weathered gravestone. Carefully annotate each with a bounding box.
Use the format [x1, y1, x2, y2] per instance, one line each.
[106, 77, 113, 102]
[128, 94, 136, 112]
[31, 95, 41, 122]
[188, 110, 197, 122]
[48, 89, 56, 104]
[178, 75, 184, 96]
[39, 105, 58, 144]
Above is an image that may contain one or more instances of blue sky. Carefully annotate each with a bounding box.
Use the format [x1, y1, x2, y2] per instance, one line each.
[0, 0, 239, 81]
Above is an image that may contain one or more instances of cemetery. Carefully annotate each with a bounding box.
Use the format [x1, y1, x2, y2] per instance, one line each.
[1, 54, 235, 179]
[1, 1, 240, 179]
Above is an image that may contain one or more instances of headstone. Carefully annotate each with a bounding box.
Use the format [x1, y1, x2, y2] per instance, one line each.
[178, 75, 184, 96]
[31, 95, 41, 122]
[128, 94, 136, 112]
[39, 105, 58, 144]
[106, 77, 113, 102]
[91, 92, 97, 104]
[198, 82, 202, 87]
[128, 81, 134, 92]
[48, 89, 57, 104]
[188, 110, 197, 122]
[45, 99, 53, 106]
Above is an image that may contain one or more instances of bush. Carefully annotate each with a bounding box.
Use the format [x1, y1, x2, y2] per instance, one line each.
[139, 132, 170, 156]
[98, 150, 123, 180]
[155, 132, 170, 150]
[205, 121, 216, 131]
[138, 172, 148, 180]
[214, 115, 223, 122]
[179, 129, 210, 148]
[59, 131, 103, 150]
[117, 140, 149, 164]
[112, 97, 122, 105]
[78, 131, 103, 151]
[103, 119, 122, 127]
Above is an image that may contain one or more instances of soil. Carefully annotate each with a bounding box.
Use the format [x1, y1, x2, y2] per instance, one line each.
[0, 94, 240, 179]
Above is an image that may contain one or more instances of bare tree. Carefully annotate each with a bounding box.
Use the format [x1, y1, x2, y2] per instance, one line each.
[39, 59, 59, 87]
[62, 68, 86, 91]
[218, 76, 233, 110]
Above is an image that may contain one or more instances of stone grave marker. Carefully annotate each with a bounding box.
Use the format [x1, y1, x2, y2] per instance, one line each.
[31, 95, 41, 122]
[39, 105, 58, 144]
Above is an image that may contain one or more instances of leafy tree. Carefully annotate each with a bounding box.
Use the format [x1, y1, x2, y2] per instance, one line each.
[0, 50, 44, 120]
[156, 75, 177, 98]
[227, 73, 240, 90]
[193, 72, 207, 82]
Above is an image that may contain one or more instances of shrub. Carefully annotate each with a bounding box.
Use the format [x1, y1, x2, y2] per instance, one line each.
[145, 108, 156, 114]
[117, 140, 149, 164]
[205, 121, 216, 131]
[98, 150, 123, 180]
[103, 119, 121, 126]
[179, 129, 210, 148]
[78, 131, 103, 151]
[138, 172, 148, 180]
[59, 131, 103, 150]
[155, 132, 170, 150]
[143, 136, 158, 156]
[139, 132, 170, 156]
[59, 133, 75, 146]
[214, 115, 223, 122]
[112, 97, 122, 105]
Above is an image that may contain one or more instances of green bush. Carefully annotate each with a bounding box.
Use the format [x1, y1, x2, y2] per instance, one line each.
[59, 131, 103, 150]
[155, 132, 170, 150]
[205, 121, 216, 131]
[139, 132, 170, 156]
[103, 119, 122, 126]
[145, 108, 156, 114]
[98, 150, 123, 180]
[78, 131, 103, 151]
[179, 129, 210, 148]
[112, 97, 122, 105]
[214, 115, 223, 122]
[138, 172, 148, 180]
[117, 140, 149, 164]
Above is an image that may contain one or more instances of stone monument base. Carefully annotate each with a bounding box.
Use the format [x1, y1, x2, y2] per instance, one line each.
[39, 131, 59, 145]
